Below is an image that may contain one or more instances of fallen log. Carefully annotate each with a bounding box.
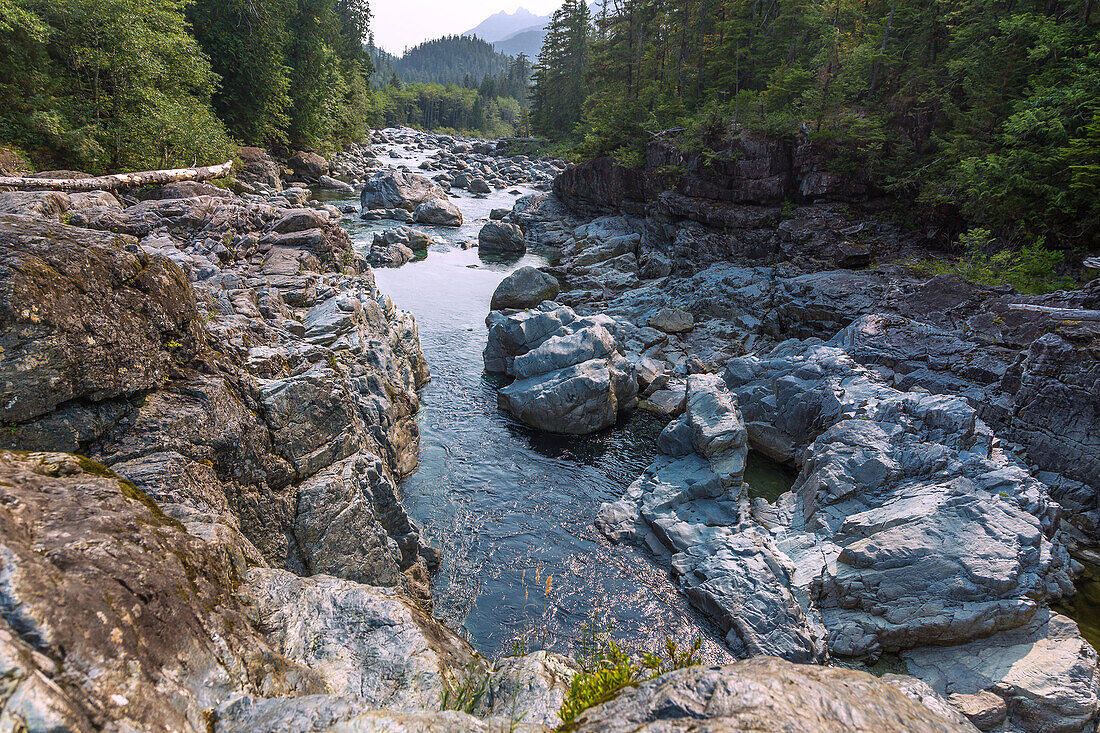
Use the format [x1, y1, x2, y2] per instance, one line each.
[0, 161, 233, 191]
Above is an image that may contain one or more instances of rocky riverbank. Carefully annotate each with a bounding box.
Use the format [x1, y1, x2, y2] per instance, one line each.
[0, 128, 995, 731]
[478, 132, 1100, 732]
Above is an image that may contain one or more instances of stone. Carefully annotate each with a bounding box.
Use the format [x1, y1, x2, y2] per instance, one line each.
[568, 658, 979, 732]
[498, 353, 637, 435]
[239, 146, 283, 191]
[320, 174, 356, 193]
[414, 197, 463, 227]
[479, 221, 526, 254]
[648, 306, 694, 333]
[0, 450, 319, 733]
[490, 266, 561, 310]
[468, 178, 491, 194]
[369, 226, 431, 268]
[239, 568, 477, 711]
[489, 208, 510, 220]
[288, 150, 329, 180]
[946, 691, 1008, 731]
[902, 609, 1099, 733]
[361, 170, 448, 212]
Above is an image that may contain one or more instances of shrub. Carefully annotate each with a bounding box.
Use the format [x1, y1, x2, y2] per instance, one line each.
[912, 228, 1075, 295]
[557, 615, 702, 727]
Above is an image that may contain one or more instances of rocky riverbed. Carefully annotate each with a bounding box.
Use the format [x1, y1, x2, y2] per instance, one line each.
[0, 126, 1094, 732]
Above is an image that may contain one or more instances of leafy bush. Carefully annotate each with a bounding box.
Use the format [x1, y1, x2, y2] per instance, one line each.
[557, 615, 702, 727]
[912, 228, 1075, 294]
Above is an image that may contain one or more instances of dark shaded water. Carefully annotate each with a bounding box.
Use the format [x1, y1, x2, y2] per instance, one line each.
[327, 155, 793, 662]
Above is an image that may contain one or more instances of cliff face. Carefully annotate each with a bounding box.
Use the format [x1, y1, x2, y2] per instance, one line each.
[0, 189, 433, 602]
[553, 132, 934, 274]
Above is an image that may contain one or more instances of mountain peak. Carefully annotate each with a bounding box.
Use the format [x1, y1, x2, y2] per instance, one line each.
[463, 7, 550, 44]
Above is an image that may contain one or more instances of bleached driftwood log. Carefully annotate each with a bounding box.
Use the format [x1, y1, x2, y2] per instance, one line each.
[0, 161, 233, 191]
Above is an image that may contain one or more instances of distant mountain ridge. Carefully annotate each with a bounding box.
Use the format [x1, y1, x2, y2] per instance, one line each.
[462, 8, 550, 43]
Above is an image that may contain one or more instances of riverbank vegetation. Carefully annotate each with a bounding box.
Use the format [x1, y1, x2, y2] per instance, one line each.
[531, 0, 1100, 251]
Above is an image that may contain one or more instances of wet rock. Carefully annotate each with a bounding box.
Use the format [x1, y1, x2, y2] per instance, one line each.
[478, 221, 526, 254]
[468, 178, 491, 194]
[361, 170, 448, 212]
[369, 226, 430, 268]
[647, 306, 694, 333]
[569, 658, 978, 732]
[485, 303, 637, 434]
[490, 266, 560, 310]
[414, 197, 462, 227]
[489, 208, 510, 220]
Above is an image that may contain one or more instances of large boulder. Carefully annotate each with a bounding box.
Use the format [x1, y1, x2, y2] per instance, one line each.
[485, 303, 637, 434]
[490, 266, 560, 310]
[478, 221, 526, 254]
[288, 150, 329, 180]
[239, 146, 283, 191]
[569, 658, 978, 732]
[361, 170, 448, 212]
[369, 226, 431, 268]
[414, 197, 463, 227]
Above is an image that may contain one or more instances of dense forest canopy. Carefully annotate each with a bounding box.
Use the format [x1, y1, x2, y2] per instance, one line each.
[392, 35, 512, 86]
[531, 0, 1100, 249]
[0, 0, 380, 170]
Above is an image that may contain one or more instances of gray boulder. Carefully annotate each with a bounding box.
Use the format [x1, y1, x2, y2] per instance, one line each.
[648, 306, 694, 333]
[288, 150, 329, 180]
[361, 170, 448, 212]
[414, 197, 462, 227]
[569, 658, 978, 733]
[485, 303, 637, 434]
[490, 266, 560, 310]
[319, 174, 355, 193]
[369, 226, 431, 268]
[468, 178, 491, 194]
[479, 221, 526, 254]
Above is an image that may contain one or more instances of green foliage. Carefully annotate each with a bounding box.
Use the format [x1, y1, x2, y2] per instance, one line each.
[530, 0, 1100, 251]
[373, 53, 533, 137]
[0, 0, 236, 171]
[557, 613, 702, 727]
[912, 228, 1074, 294]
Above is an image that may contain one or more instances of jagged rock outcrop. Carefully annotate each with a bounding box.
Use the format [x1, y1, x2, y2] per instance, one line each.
[0, 450, 322, 733]
[0, 191, 432, 601]
[484, 303, 637, 434]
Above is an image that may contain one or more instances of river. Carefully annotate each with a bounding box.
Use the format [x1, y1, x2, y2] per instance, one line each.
[321, 145, 794, 663]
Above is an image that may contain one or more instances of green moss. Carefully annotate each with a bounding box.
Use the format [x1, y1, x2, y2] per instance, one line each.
[72, 455, 187, 532]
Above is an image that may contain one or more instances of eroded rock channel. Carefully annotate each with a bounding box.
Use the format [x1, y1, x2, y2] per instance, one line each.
[0, 127, 1096, 732]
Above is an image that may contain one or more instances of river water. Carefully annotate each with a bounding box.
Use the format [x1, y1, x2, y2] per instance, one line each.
[324, 148, 793, 662]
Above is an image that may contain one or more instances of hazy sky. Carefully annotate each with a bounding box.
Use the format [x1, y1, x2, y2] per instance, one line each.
[371, 0, 561, 54]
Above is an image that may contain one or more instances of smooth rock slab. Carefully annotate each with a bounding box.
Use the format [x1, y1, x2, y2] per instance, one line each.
[569, 658, 978, 732]
[361, 170, 448, 212]
[902, 610, 1100, 733]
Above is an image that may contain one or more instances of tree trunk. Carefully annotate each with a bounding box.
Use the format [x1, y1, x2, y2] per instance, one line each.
[0, 161, 234, 192]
